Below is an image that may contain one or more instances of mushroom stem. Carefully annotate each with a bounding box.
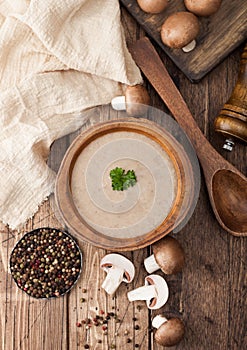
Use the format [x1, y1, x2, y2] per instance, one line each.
[101, 266, 125, 295]
[182, 39, 196, 52]
[144, 254, 160, 273]
[152, 315, 168, 329]
[111, 95, 126, 111]
[111, 85, 150, 116]
[127, 284, 157, 302]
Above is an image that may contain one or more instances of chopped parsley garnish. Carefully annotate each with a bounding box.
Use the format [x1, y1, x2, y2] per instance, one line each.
[110, 167, 137, 191]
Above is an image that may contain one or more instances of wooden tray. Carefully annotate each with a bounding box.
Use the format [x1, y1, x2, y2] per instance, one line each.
[120, 0, 247, 82]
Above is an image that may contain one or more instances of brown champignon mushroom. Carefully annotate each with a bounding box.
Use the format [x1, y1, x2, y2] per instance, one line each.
[144, 236, 185, 274]
[137, 0, 169, 14]
[111, 85, 151, 116]
[184, 0, 222, 17]
[161, 11, 200, 52]
[152, 315, 185, 347]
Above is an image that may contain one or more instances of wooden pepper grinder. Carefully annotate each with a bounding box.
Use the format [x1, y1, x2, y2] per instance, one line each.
[214, 43, 247, 151]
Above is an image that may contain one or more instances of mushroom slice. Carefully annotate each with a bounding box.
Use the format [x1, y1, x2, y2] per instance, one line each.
[144, 236, 185, 274]
[127, 274, 169, 310]
[100, 253, 135, 295]
[152, 315, 185, 347]
[161, 12, 200, 52]
[111, 84, 150, 116]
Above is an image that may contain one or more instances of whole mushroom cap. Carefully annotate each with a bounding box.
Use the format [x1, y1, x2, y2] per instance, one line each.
[161, 12, 200, 49]
[155, 317, 185, 347]
[125, 85, 151, 116]
[184, 0, 222, 17]
[153, 236, 185, 274]
[137, 0, 169, 14]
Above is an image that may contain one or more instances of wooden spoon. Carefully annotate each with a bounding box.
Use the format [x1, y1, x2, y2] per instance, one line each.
[129, 37, 247, 236]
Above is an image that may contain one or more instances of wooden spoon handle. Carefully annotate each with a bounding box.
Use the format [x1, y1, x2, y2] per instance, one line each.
[129, 37, 223, 173]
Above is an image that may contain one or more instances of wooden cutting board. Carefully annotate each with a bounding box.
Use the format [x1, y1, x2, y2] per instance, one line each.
[120, 0, 247, 82]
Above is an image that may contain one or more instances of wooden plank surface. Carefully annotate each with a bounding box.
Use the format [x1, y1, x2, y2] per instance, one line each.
[1, 5, 247, 350]
[120, 0, 247, 82]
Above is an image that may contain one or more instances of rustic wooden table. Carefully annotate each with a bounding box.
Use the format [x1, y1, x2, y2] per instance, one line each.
[0, 6, 246, 350]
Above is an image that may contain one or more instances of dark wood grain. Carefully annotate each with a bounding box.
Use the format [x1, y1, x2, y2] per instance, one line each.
[120, 0, 247, 82]
[0, 6, 246, 350]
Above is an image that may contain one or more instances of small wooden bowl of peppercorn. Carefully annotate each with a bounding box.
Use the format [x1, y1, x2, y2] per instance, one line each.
[9, 227, 82, 299]
[55, 115, 200, 251]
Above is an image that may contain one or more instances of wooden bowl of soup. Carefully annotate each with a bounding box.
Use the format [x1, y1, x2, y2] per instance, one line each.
[55, 117, 199, 250]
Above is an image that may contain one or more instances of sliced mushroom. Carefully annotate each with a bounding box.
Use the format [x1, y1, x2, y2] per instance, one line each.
[152, 315, 185, 347]
[161, 12, 200, 52]
[111, 84, 151, 116]
[100, 253, 135, 295]
[127, 274, 169, 310]
[184, 0, 222, 17]
[137, 0, 169, 14]
[144, 236, 185, 274]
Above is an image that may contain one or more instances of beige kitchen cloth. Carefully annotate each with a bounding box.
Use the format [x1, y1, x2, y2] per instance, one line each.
[0, 0, 142, 229]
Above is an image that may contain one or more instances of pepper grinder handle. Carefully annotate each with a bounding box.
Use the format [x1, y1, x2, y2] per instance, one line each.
[214, 43, 247, 151]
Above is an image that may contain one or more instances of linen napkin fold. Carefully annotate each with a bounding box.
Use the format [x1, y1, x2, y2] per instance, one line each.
[0, 0, 142, 229]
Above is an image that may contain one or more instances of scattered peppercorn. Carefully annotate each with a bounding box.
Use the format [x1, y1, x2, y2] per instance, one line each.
[127, 338, 132, 343]
[135, 344, 139, 348]
[84, 345, 89, 349]
[134, 325, 140, 330]
[10, 228, 82, 299]
[132, 317, 137, 321]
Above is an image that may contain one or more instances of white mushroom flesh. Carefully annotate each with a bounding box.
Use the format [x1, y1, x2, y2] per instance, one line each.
[127, 284, 157, 302]
[182, 39, 196, 52]
[111, 95, 126, 111]
[100, 253, 135, 295]
[101, 265, 125, 295]
[144, 254, 160, 273]
[152, 314, 168, 329]
[145, 274, 169, 310]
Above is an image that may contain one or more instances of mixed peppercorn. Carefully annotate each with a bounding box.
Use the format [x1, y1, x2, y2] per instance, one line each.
[76, 302, 142, 348]
[10, 227, 82, 298]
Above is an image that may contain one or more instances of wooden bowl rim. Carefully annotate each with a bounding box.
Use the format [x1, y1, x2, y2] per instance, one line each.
[55, 118, 193, 251]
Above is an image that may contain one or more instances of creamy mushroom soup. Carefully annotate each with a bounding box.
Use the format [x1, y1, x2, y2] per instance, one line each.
[71, 131, 178, 238]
